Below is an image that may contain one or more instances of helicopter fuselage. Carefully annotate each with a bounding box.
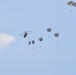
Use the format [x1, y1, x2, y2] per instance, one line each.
[24, 32, 27, 38]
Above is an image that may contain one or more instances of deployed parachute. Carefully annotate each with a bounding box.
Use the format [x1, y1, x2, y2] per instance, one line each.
[39, 37, 43, 47]
[54, 33, 59, 37]
[67, 0, 76, 7]
[28, 41, 31, 45]
[32, 40, 35, 44]
[47, 28, 52, 38]
[54, 33, 59, 43]
[39, 37, 43, 41]
[47, 28, 52, 32]
[67, 1, 73, 5]
[67, 0, 76, 11]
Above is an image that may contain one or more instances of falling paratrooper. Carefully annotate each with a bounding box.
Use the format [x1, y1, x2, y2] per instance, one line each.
[54, 33, 59, 43]
[54, 33, 59, 37]
[39, 37, 43, 47]
[28, 41, 31, 45]
[28, 40, 35, 45]
[67, 0, 76, 11]
[47, 28, 52, 38]
[67, 0, 73, 6]
[47, 28, 52, 32]
[39, 37, 43, 41]
[28, 40, 35, 49]
[32, 40, 35, 44]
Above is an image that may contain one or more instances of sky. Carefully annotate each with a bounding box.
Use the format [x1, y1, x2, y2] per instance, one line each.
[0, 0, 76, 75]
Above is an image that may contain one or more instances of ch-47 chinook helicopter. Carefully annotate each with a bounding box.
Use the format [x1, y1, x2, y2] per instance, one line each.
[19, 29, 31, 38]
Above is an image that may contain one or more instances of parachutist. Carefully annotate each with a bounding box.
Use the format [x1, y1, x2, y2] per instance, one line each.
[54, 33, 59, 37]
[70, 10, 72, 12]
[28, 41, 31, 45]
[47, 28, 52, 32]
[72, 2, 76, 7]
[47, 28, 52, 38]
[67, 1, 76, 7]
[39, 37, 43, 41]
[67, 1, 73, 5]
[32, 40, 35, 44]
[67, 1, 76, 12]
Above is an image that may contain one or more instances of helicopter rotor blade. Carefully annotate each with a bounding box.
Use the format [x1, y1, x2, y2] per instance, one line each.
[23, 30, 31, 32]
[23, 30, 32, 32]
[23, 29, 26, 32]
[19, 33, 23, 35]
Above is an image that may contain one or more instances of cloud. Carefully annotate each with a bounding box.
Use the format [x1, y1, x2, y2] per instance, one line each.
[0, 33, 16, 48]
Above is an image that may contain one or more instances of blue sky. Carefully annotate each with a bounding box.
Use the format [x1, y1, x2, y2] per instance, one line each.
[0, 0, 76, 75]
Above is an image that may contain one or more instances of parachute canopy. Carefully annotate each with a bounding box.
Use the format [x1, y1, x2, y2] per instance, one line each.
[47, 28, 52, 32]
[28, 41, 31, 45]
[39, 37, 43, 41]
[54, 33, 59, 37]
[67, 1, 73, 5]
[32, 40, 35, 44]
[67, 1, 76, 7]
[72, 2, 76, 7]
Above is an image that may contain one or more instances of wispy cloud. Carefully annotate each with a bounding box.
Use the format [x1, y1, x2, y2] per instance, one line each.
[0, 33, 16, 48]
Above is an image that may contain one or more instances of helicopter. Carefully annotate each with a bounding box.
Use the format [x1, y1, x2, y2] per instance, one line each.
[19, 29, 31, 38]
